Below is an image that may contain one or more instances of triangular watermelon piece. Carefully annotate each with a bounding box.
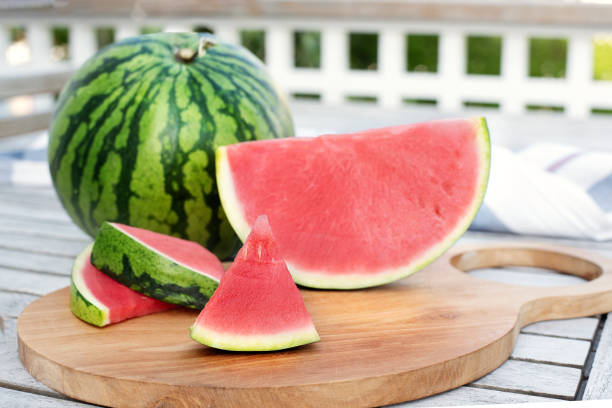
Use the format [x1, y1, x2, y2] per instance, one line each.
[217, 117, 490, 289]
[190, 215, 320, 351]
[70, 245, 176, 327]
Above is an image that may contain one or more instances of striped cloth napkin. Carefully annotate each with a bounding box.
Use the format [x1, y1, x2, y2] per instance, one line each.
[1, 133, 611, 241]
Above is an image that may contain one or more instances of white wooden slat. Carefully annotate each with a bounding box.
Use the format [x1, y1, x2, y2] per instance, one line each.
[321, 27, 345, 105]
[0, 318, 65, 399]
[0, 247, 73, 275]
[69, 23, 96, 65]
[437, 29, 463, 112]
[267, 26, 292, 90]
[0, 201, 73, 223]
[472, 359, 582, 399]
[115, 24, 138, 41]
[0, 388, 93, 408]
[396, 385, 556, 407]
[214, 25, 238, 45]
[0, 268, 69, 296]
[522, 317, 599, 341]
[501, 31, 527, 115]
[566, 33, 592, 119]
[379, 28, 403, 108]
[0, 217, 90, 241]
[512, 333, 591, 367]
[467, 267, 587, 287]
[0, 192, 63, 210]
[0, 290, 38, 318]
[0, 25, 8, 67]
[26, 23, 52, 66]
[584, 313, 612, 400]
[0, 232, 88, 257]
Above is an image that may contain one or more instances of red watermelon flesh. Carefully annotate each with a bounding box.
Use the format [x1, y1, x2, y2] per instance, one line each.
[70, 245, 176, 327]
[114, 224, 224, 281]
[190, 215, 320, 351]
[217, 117, 490, 289]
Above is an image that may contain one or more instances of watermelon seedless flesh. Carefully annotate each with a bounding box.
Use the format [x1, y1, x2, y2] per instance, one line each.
[91, 222, 224, 309]
[70, 245, 176, 327]
[217, 117, 491, 289]
[190, 215, 320, 351]
[48, 33, 293, 260]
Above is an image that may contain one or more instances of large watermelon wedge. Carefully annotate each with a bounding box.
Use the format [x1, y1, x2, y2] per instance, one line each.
[217, 117, 490, 289]
[48, 33, 293, 260]
[70, 245, 176, 327]
[190, 215, 320, 351]
[91, 222, 224, 309]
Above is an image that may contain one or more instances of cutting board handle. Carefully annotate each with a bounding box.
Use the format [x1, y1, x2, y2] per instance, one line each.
[449, 243, 612, 327]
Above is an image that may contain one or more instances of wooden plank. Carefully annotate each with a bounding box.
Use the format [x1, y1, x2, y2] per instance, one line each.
[468, 267, 588, 287]
[0, 112, 53, 139]
[584, 313, 612, 400]
[0, 232, 87, 258]
[0, 318, 65, 399]
[472, 360, 582, 399]
[0, 290, 38, 318]
[522, 317, 599, 340]
[0, 202, 72, 223]
[398, 385, 556, 407]
[0, 216, 90, 241]
[0, 388, 94, 408]
[0, 268, 68, 296]
[512, 333, 591, 367]
[0, 69, 73, 99]
[0, 248, 73, 275]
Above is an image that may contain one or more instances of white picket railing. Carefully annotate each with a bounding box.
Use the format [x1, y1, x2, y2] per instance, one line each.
[0, 17, 611, 120]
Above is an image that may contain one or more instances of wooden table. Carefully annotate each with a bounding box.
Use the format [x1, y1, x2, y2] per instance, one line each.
[2, 104, 612, 407]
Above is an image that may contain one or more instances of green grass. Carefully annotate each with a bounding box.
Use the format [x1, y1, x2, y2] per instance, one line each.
[406, 34, 438, 73]
[526, 104, 565, 113]
[529, 38, 567, 78]
[292, 93, 321, 100]
[349, 33, 378, 70]
[95, 27, 115, 50]
[403, 98, 438, 106]
[594, 34, 612, 81]
[591, 107, 612, 116]
[240, 30, 266, 62]
[466, 36, 502, 75]
[464, 101, 500, 109]
[294, 31, 321, 68]
[346, 95, 378, 103]
[140, 26, 162, 35]
[51, 26, 69, 61]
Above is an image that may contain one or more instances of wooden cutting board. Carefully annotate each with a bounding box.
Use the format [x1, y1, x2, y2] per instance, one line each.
[18, 243, 612, 408]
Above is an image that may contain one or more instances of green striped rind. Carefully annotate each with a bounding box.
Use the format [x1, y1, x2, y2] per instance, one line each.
[48, 33, 293, 260]
[70, 244, 109, 327]
[189, 324, 320, 352]
[90, 222, 219, 309]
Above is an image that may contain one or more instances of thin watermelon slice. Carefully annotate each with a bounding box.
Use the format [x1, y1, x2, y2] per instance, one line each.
[190, 215, 320, 351]
[217, 117, 491, 289]
[70, 245, 176, 327]
[91, 223, 224, 309]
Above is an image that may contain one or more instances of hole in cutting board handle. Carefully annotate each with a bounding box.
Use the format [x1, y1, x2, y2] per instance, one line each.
[450, 248, 602, 286]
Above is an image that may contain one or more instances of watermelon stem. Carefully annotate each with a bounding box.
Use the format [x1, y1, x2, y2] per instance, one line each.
[174, 37, 217, 63]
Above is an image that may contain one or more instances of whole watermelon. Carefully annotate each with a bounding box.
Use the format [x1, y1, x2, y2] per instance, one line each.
[48, 33, 294, 260]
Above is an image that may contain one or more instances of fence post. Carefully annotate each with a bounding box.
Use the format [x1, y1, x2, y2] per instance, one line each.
[567, 33, 592, 119]
[27, 23, 52, 67]
[502, 31, 528, 115]
[379, 28, 403, 108]
[215, 26, 238, 45]
[267, 25, 291, 93]
[70, 23, 96, 66]
[438, 29, 463, 112]
[321, 27, 346, 105]
[115, 24, 138, 41]
[0, 25, 8, 67]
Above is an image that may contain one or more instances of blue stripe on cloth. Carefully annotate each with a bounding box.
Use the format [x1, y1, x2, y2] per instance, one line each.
[469, 205, 513, 234]
[588, 174, 612, 213]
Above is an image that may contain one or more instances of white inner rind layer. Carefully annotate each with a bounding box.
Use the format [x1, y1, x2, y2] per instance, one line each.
[71, 244, 110, 325]
[216, 117, 491, 289]
[190, 322, 320, 351]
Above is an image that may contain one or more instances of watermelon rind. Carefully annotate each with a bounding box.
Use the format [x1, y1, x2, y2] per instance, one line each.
[189, 324, 320, 352]
[91, 222, 220, 309]
[70, 244, 109, 327]
[216, 117, 491, 289]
